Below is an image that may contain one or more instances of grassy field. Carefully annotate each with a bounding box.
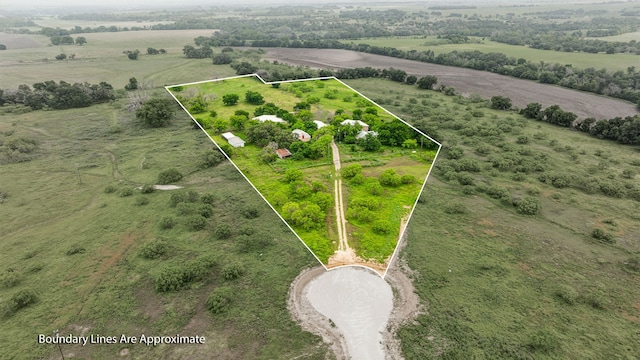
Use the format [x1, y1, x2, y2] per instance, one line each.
[341, 36, 640, 71]
[346, 78, 640, 359]
[0, 30, 228, 89]
[0, 95, 327, 359]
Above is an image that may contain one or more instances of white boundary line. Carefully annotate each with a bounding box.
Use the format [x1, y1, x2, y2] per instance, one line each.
[165, 74, 443, 279]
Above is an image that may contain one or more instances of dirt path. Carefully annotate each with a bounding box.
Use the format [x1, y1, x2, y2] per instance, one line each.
[329, 139, 356, 263]
[263, 48, 638, 120]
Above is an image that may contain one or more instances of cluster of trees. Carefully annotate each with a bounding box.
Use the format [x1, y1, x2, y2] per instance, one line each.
[0, 80, 114, 110]
[279, 169, 332, 231]
[146, 47, 166, 55]
[50, 35, 86, 46]
[182, 44, 213, 59]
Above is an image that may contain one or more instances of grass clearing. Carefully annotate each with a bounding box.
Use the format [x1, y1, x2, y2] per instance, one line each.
[346, 77, 640, 358]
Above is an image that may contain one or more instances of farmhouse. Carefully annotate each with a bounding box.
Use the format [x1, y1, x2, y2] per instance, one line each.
[253, 114, 287, 124]
[292, 129, 312, 142]
[313, 120, 328, 129]
[356, 130, 379, 140]
[276, 148, 292, 159]
[221, 132, 245, 148]
[341, 119, 369, 131]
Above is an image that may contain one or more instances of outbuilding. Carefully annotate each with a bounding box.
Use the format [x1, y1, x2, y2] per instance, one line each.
[253, 115, 286, 124]
[221, 132, 245, 148]
[292, 129, 312, 142]
[340, 119, 369, 131]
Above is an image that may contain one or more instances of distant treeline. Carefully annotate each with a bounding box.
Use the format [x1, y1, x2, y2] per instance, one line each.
[193, 34, 640, 105]
[0, 81, 114, 110]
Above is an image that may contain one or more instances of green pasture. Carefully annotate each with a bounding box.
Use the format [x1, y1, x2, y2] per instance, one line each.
[346, 77, 640, 358]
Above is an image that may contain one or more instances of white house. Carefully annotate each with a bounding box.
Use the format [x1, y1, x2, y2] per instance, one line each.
[292, 129, 312, 142]
[341, 119, 369, 131]
[356, 130, 378, 140]
[313, 120, 328, 129]
[253, 114, 286, 124]
[221, 132, 245, 148]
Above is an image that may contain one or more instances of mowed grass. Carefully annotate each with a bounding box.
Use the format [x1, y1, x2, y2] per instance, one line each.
[0, 97, 326, 358]
[0, 30, 231, 89]
[346, 78, 640, 358]
[341, 36, 640, 71]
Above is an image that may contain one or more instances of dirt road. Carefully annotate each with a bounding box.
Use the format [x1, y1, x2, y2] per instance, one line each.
[329, 139, 357, 265]
[263, 48, 638, 120]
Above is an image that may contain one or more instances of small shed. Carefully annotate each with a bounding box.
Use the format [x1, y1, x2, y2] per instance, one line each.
[292, 129, 312, 142]
[276, 148, 292, 159]
[221, 132, 245, 148]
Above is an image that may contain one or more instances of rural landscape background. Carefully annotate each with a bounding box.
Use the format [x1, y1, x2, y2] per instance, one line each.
[1, 0, 639, 359]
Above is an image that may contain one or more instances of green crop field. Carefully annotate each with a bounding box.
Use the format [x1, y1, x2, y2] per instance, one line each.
[345, 77, 640, 358]
[342, 37, 640, 71]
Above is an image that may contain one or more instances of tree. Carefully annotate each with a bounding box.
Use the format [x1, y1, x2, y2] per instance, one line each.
[359, 133, 382, 151]
[157, 168, 183, 184]
[0, 44, 6, 50]
[213, 53, 232, 65]
[405, 75, 417, 85]
[75, 36, 87, 46]
[222, 93, 239, 106]
[124, 77, 138, 91]
[416, 75, 438, 89]
[55, 53, 67, 61]
[490, 96, 512, 110]
[136, 98, 175, 127]
[127, 50, 140, 60]
[521, 102, 542, 119]
[245, 91, 265, 105]
[146, 47, 159, 55]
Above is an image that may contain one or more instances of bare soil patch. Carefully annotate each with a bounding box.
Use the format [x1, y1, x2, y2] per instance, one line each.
[263, 48, 638, 120]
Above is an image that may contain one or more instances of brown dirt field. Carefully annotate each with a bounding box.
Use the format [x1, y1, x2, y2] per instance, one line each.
[0, 33, 45, 49]
[263, 48, 639, 120]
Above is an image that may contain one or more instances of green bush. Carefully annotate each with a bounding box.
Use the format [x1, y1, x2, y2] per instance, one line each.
[198, 150, 225, 169]
[350, 174, 366, 185]
[65, 245, 86, 255]
[153, 257, 215, 292]
[444, 203, 468, 214]
[366, 181, 383, 195]
[159, 216, 176, 229]
[379, 169, 402, 187]
[3, 289, 37, 317]
[186, 215, 207, 231]
[591, 228, 615, 243]
[342, 163, 362, 179]
[554, 285, 578, 305]
[0, 271, 21, 289]
[157, 168, 183, 185]
[222, 264, 244, 280]
[456, 173, 474, 186]
[104, 185, 117, 194]
[139, 239, 168, 259]
[201, 193, 217, 205]
[372, 220, 393, 234]
[242, 205, 259, 219]
[119, 188, 134, 197]
[215, 223, 232, 239]
[140, 184, 155, 194]
[206, 286, 233, 314]
[176, 202, 196, 215]
[516, 197, 541, 215]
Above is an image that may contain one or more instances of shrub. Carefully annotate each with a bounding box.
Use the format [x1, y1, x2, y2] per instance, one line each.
[485, 186, 510, 201]
[65, 245, 86, 255]
[372, 220, 393, 234]
[516, 197, 541, 215]
[159, 216, 176, 229]
[201, 193, 217, 204]
[140, 184, 155, 194]
[591, 228, 614, 243]
[119, 188, 134, 197]
[139, 239, 168, 259]
[215, 223, 232, 239]
[186, 215, 207, 231]
[342, 163, 362, 179]
[104, 185, 117, 194]
[169, 192, 187, 207]
[206, 286, 233, 314]
[0, 271, 21, 289]
[157, 168, 183, 185]
[3, 289, 37, 317]
[153, 256, 215, 292]
[379, 169, 402, 187]
[198, 204, 214, 218]
[444, 203, 468, 214]
[516, 135, 530, 144]
[456, 173, 474, 186]
[401, 175, 417, 184]
[176, 202, 196, 215]
[366, 181, 383, 195]
[222, 264, 244, 280]
[134, 196, 149, 206]
[350, 173, 366, 185]
[239, 225, 255, 235]
[241, 205, 259, 219]
[624, 256, 640, 273]
[554, 285, 578, 305]
[198, 150, 225, 169]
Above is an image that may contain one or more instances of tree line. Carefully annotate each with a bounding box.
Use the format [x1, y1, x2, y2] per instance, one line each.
[0, 81, 114, 110]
